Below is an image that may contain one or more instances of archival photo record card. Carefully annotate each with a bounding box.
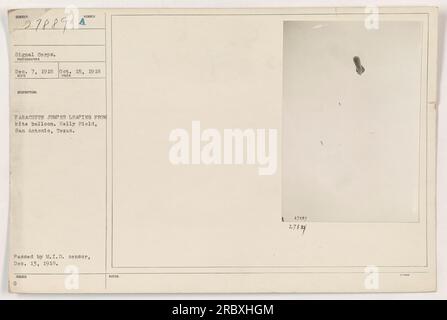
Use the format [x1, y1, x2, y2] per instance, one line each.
[8, 7, 438, 293]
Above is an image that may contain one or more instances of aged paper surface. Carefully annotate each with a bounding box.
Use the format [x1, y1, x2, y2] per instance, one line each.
[8, 7, 438, 293]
